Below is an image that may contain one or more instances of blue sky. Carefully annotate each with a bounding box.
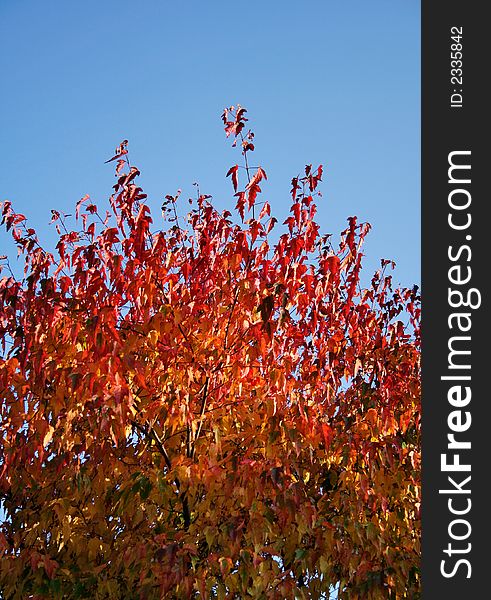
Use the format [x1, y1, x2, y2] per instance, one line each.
[0, 0, 420, 287]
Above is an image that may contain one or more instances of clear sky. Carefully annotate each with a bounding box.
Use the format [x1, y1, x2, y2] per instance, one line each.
[0, 0, 420, 287]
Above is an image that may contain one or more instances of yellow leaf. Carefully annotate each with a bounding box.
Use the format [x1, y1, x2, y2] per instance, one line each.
[147, 329, 158, 347]
[43, 425, 54, 447]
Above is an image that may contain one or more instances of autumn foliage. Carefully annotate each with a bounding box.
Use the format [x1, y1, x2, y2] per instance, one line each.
[0, 107, 421, 599]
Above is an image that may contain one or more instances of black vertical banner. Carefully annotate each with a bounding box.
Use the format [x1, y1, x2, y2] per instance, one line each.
[422, 2, 489, 598]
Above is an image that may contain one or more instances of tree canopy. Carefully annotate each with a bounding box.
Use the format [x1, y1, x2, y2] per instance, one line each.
[0, 107, 420, 599]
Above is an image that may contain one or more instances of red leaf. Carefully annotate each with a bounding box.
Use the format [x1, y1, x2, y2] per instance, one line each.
[235, 192, 246, 220]
[76, 195, 90, 220]
[265, 217, 277, 234]
[325, 255, 340, 276]
[246, 166, 267, 193]
[290, 177, 299, 202]
[105, 140, 129, 163]
[247, 184, 261, 209]
[321, 423, 332, 447]
[236, 107, 248, 122]
[226, 165, 239, 192]
[258, 202, 271, 220]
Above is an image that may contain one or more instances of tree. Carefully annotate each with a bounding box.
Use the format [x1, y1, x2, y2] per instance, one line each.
[0, 107, 421, 599]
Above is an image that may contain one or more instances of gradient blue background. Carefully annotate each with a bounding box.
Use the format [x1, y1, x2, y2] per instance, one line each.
[0, 0, 420, 287]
